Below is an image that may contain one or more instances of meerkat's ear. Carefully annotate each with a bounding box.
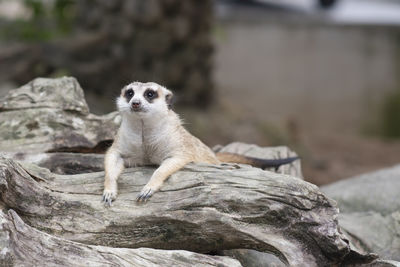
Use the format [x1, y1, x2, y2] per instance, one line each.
[120, 86, 127, 95]
[164, 88, 174, 110]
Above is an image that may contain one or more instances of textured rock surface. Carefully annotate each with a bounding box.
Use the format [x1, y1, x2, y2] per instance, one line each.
[0, 76, 89, 113]
[220, 249, 286, 267]
[339, 212, 400, 261]
[322, 165, 400, 215]
[214, 142, 302, 266]
[0, 77, 119, 153]
[322, 165, 400, 261]
[0, 158, 376, 266]
[0, 209, 240, 267]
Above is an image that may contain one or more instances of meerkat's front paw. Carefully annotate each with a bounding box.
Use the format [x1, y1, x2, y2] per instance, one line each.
[102, 188, 117, 207]
[136, 185, 156, 202]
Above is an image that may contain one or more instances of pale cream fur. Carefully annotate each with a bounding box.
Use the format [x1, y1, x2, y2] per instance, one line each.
[102, 82, 219, 205]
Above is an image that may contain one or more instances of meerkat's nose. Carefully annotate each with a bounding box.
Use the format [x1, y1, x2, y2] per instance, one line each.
[131, 100, 141, 109]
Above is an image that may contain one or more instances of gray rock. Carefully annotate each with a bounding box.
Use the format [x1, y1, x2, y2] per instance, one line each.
[338, 211, 400, 261]
[321, 165, 400, 261]
[0, 209, 241, 267]
[0, 158, 375, 266]
[321, 164, 400, 215]
[0, 77, 89, 114]
[0, 77, 120, 154]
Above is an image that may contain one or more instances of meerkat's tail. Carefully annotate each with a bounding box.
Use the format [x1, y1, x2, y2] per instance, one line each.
[216, 152, 299, 170]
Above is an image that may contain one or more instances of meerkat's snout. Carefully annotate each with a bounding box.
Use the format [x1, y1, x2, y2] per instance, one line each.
[131, 100, 141, 111]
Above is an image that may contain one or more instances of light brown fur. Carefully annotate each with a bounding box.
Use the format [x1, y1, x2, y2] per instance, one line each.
[102, 82, 223, 205]
[102, 82, 297, 205]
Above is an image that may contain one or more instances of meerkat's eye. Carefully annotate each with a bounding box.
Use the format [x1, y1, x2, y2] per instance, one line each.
[146, 90, 154, 98]
[144, 89, 157, 100]
[125, 89, 134, 99]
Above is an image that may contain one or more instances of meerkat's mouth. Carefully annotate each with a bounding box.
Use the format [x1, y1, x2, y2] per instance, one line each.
[131, 107, 147, 113]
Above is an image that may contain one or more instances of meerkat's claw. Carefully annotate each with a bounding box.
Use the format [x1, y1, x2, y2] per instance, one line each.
[102, 190, 116, 207]
[136, 188, 153, 202]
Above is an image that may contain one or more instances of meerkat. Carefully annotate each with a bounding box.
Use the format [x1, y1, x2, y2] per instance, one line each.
[102, 82, 298, 205]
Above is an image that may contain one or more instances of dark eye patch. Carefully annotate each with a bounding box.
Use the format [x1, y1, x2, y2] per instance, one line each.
[144, 89, 158, 103]
[124, 89, 134, 101]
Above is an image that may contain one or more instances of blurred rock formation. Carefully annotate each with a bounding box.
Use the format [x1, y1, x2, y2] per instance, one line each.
[0, 0, 214, 107]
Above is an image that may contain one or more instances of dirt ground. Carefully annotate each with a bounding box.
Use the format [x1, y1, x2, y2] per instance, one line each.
[296, 132, 400, 185]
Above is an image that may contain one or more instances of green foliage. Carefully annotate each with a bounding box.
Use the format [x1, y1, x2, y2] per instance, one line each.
[382, 89, 400, 139]
[0, 0, 76, 42]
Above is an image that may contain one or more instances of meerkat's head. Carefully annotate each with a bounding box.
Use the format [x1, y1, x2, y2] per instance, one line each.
[116, 82, 173, 118]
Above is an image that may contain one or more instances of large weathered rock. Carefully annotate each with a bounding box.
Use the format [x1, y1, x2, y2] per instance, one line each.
[0, 157, 375, 266]
[0, 77, 119, 153]
[338, 212, 400, 261]
[321, 165, 400, 261]
[322, 165, 400, 215]
[0, 209, 240, 266]
[0, 76, 89, 113]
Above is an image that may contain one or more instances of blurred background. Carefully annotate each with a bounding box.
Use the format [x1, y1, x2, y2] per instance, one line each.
[1, 0, 400, 185]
